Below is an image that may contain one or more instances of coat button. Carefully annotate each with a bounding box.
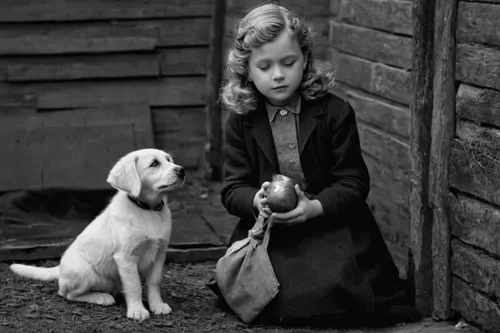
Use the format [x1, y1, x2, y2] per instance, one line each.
[279, 109, 288, 116]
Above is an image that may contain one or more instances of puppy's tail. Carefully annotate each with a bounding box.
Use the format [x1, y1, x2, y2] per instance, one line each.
[9, 264, 60, 281]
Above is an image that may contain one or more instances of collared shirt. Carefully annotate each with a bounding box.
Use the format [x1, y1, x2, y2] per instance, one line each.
[265, 96, 306, 189]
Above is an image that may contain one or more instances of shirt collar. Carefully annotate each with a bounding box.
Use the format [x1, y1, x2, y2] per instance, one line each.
[265, 95, 301, 122]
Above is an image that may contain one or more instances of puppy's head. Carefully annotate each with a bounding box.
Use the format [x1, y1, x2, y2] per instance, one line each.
[106, 149, 185, 200]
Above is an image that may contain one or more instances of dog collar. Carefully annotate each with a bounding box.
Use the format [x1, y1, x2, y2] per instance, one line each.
[127, 195, 164, 212]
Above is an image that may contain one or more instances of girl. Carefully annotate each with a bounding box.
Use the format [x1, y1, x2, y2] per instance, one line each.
[209, 3, 421, 328]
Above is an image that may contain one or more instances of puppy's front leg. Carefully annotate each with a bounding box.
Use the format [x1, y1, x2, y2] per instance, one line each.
[146, 250, 171, 315]
[114, 253, 149, 320]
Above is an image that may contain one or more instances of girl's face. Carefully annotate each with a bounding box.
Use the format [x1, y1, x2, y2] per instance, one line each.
[248, 31, 306, 106]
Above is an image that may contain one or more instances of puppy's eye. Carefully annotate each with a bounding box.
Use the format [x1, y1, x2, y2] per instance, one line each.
[150, 159, 159, 167]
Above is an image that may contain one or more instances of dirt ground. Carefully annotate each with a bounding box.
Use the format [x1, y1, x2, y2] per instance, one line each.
[0, 259, 467, 333]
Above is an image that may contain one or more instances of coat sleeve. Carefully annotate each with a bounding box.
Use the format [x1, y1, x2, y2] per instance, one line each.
[220, 112, 259, 221]
[313, 98, 370, 221]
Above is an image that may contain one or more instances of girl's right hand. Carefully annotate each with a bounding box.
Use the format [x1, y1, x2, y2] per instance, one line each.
[253, 181, 272, 218]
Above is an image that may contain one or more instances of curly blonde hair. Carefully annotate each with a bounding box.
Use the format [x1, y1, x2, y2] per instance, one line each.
[220, 3, 335, 115]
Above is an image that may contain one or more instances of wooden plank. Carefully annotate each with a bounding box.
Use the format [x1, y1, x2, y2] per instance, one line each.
[457, 2, 500, 47]
[363, 153, 409, 208]
[429, 0, 457, 320]
[344, 87, 410, 138]
[0, 84, 37, 113]
[333, 52, 373, 92]
[450, 121, 500, 206]
[0, 124, 135, 191]
[0, 104, 155, 191]
[451, 239, 500, 300]
[334, 52, 411, 105]
[226, 0, 330, 17]
[0, 22, 159, 55]
[367, 189, 410, 251]
[339, 0, 412, 35]
[160, 47, 208, 76]
[205, 0, 226, 180]
[330, 22, 413, 69]
[408, 0, 434, 317]
[358, 123, 410, 172]
[456, 43, 500, 91]
[28, 77, 206, 109]
[371, 63, 411, 105]
[5, 53, 160, 82]
[155, 132, 205, 169]
[0, 18, 211, 56]
[450, 193, 500, 257]
[456, 84, 500, 128]
[0, 0, 212, 22]
[452, 277, 500, 333]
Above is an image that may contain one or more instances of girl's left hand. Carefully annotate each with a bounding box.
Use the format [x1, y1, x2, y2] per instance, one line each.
[272, 185, 324, 225]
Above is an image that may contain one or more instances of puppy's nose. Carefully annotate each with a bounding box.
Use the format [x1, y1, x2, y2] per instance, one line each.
[176, 167, 185, 178]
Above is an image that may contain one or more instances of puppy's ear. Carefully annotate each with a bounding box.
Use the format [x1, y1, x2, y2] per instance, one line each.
[106, 155, 141, 197]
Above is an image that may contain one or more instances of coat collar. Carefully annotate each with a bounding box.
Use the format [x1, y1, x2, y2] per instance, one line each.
[243, 96, 323, 169]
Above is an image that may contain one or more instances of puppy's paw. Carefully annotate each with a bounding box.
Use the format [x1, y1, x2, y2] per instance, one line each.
[150, 302, 172, 315]
[95, 294, 115, 306]
[127, 306, 150, 320]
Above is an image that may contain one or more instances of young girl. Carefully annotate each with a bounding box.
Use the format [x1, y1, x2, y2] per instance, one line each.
[210, 3, 421, 327]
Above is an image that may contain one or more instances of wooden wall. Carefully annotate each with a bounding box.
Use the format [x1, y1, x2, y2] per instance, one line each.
[0, 0, 212, 191]
[449, 1, 500, 331]
[329, 0, 412, 277]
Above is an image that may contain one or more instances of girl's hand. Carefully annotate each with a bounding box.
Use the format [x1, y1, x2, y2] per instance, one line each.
[272, 185, 324, 225]
[253, 181, 272, 218]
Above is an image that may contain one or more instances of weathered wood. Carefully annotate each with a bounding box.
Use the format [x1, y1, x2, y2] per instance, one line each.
[456, 43, 500, 91]
[155, 132, 205, 169]
[358, 123, 410, 172]
[226, 0, 330, 17]
[205, 0, 226, 180]
[160, 47, 208, 76]
[0, 104, 155, 191]
[451, 239, 500, 300]
[457, 2, 500, 47]
[330, 22, 413, 69]
[27, 77, 206, 109]
[408, 0, 435, 316]
[0, 18, 210, 55]
[5, 53, 160, 82]
[0, 0, 212, 22]
[450, 193, 500, 257]
[0, 84, 37, 113]
[452, 277, 500, 333]
[429, 0, 457, 320]
[371, 63, 411, 105]
[456, 84, 500, 128]
[339, 0, 413, 35]
[450, 121, 500, 206]
[334, 52, 411, 105]
[363, 153, 410, 208]
[367, 189, 410, 250]
[343, 87, 410, 138]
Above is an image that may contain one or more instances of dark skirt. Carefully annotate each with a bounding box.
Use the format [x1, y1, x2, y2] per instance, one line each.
[208, 201, 421, 327]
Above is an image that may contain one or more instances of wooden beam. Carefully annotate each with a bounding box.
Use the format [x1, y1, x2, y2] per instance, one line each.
[429, 0, 457, 320]
[204, 0, 226, 180]
[408, 0, 435, 316]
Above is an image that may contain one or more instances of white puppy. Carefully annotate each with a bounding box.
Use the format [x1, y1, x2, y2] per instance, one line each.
[10, 148, 185, 320]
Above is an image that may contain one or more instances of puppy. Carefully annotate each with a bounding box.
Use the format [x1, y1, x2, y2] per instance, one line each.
[10, 148, 185, 320]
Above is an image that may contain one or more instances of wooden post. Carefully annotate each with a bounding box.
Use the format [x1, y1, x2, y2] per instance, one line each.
[408, 0, 435, 316]
[204, 0, 226, 180]
[429, 0, 457, 320]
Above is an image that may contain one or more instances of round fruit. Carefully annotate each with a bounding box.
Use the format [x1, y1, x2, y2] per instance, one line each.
[265, 174, 298, 213]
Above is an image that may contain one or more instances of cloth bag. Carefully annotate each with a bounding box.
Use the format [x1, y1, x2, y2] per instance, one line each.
[214, 214, 280, 323]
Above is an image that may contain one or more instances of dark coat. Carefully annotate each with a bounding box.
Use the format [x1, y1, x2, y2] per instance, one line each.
[216, 93, 418, 326]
